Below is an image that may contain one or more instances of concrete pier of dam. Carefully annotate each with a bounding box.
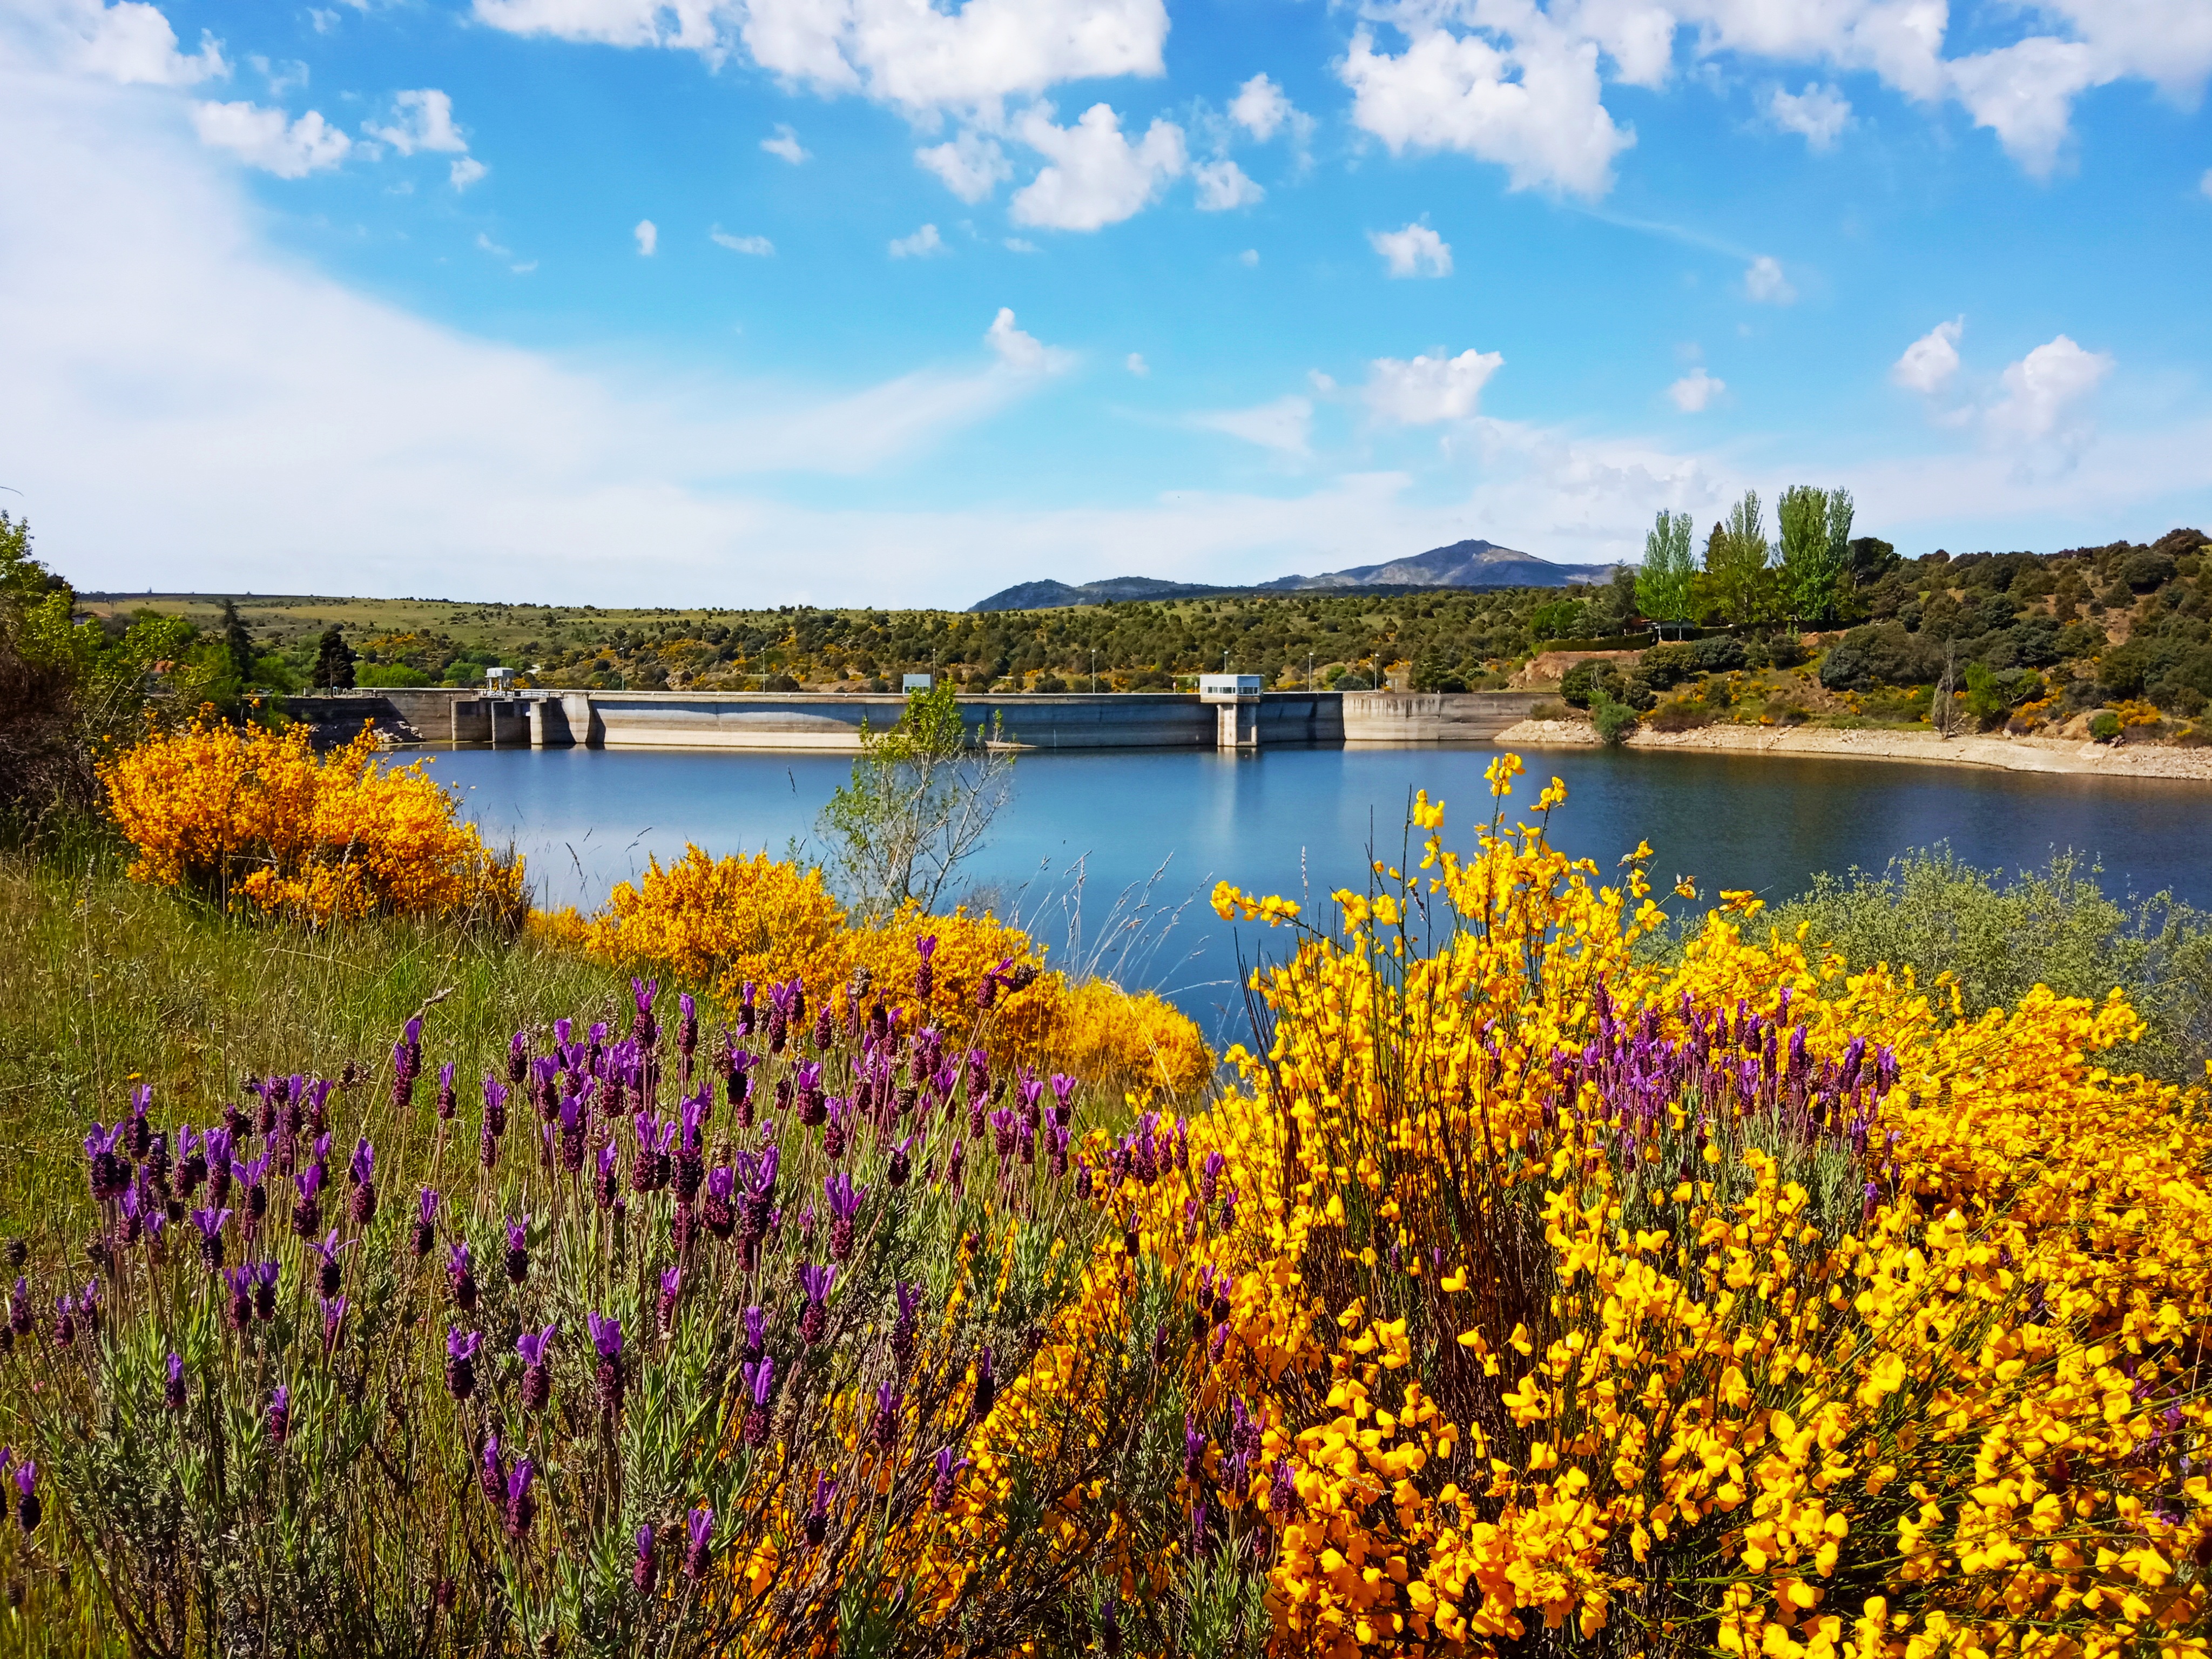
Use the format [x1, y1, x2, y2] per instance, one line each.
[283, 687, 1547, 753]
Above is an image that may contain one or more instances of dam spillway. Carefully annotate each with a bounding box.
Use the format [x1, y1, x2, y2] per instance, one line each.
[284, 688, 1547, 753]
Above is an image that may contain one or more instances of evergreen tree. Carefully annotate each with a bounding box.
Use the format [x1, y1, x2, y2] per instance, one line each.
[312, 625, 357, 691]
[1635, 510, 1695, 639]
[219, 599, 257, 687]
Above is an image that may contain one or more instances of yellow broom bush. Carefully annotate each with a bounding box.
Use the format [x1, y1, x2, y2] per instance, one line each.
[563, 842, 1212, 1096]
[98, 713, 524, 926]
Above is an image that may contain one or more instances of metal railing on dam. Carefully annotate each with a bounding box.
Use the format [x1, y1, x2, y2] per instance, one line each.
[282, 688, 1547, 753]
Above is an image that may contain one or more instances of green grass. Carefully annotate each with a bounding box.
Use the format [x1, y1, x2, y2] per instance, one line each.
[0, 856, 615, 1249]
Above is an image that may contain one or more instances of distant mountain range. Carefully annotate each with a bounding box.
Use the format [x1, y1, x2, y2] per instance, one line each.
[969, 539, 1621, 612]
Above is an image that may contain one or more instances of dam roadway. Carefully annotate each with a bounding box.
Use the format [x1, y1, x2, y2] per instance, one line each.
[285, 687, 1547, 753]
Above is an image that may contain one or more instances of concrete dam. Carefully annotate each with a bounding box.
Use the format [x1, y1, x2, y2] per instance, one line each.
[285, 687, 1547, 754]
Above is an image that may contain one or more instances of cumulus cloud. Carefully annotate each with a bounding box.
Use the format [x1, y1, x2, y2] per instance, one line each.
[1891, 318, 1963, 394]
[1767, 82, 1850, 150]
[189, 101, 352, 177]
[1365, 348, 1503, 424]
[1192, 158, 1262, 211]
[1987, 334, 2112, 445]
[366, 88, 468, 154]
[1228, 72, 1311, 144]
[1004, 237, 1040, 252]
[1370, 222, 1452, 278]
[1668, 367, 1724, 411]
[52, 0, 228, 86]
[1239, 247, 1258, 266]
[1125, 352, 1149, 376]
[1191, 394, 1312, 457]
[1008, 103, 1185, 232]
[634, 218, 657, 256]
[471, 0, 1168, 117]
[915, 131, 1011, 202]
[889, 222, 946, 258]
[450, 156, 488, 190]
[983, 306, 1074, 374]
[710, 226, 775, 255]
[760, 122, 807, 163]
[1744, 255, 1795, 304]
[1340, 21, 1633, 198]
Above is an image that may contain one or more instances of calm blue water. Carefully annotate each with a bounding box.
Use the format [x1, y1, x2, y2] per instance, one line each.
[419, 745, 2212, 1044]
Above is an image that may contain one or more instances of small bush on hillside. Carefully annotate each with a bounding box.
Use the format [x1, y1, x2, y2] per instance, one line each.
[1765, 846, 2212, 1083]
[1590, 692, 1638, 746]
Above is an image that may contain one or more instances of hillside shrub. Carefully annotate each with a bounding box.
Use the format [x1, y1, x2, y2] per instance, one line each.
[1817, 622, 1944, 692]
[2089, 710, 2122, 740]
[1638, 635, 1746, 689]
[1589, 691, 1638, 746]
[99, 716, 526, 927]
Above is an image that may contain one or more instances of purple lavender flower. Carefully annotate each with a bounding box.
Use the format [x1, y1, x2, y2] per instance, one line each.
[823, 1172, 864, 1264]
[590, 1312, 625, 1418]
[678, 990, 698, 1066]
[1048, 1071, 1076, 1124]
[480, 1431, 505, 1505]
[448, 1240, 478, 1312]
[1100, 1588, 1122, 1657]
[267, 1386, 290, 1446]
[740, 1357, 774, 1446]
[703, 1164, 737, 1239]
[446, 1328, 483, 1399]
[798, 1263, 835, 1345]
[871, 1382, 902, 1453]
[1200, 1151, 1226, 1205]
[503, 1213, 530, 1285]
[1183, 1412, 1208, 1480]
[892, 1282, 920, 1378]
[160, 1350, 186, 1411]
[435, 1061, 458, 1121]
[348, 1141, 377, 1225]
[595, 1140, 621, 1210]
[13, 1461, 37, 1535]
[1048, 1120, 1070, 1179]
[4, 1279, 25, 1340]
[320, 1295, 347, 1349]
[969, 1347, 995, 1423]
[930, 1447, 970, 1512]
[482, 1075, 509, 1139]
[191, 1206, 231, 1270]
[989, 1108, 1016, 1162]
[1188, 1498, 1209, 1559]
[804, 1472, 837, 1546]
[633, 1523, 658, 1593]
[650, 1266, 684, 1340]
[84, 1120, 129, 1204]
[887, 1134, 914, 1189]
[517, 1324, 555, 1410]
[505, 1457, 536, 1541]
[51, 1290, 76, 1348]
[682, 1506, 712, 1580]
[1270, 1458, 1303, 1519]
[177, 1125, 207, 1197]
[411, 1186, 440, 1258]
[252, 1259, 279, 1323]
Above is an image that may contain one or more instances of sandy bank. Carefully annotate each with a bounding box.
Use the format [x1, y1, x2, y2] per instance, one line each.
[1492, 719, 2212, 784]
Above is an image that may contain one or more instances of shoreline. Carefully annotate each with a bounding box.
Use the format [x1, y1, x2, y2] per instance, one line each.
[1492, 718, 2212, 784]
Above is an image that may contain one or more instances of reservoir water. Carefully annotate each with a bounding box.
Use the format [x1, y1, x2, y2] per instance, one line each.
[423, 745, 2212, 1043]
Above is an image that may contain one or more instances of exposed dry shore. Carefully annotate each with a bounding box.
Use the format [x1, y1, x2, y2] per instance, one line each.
[1494, 718, 2212, 783]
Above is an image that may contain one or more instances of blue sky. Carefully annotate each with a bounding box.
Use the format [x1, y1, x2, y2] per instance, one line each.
[2, 0, 2209, 608]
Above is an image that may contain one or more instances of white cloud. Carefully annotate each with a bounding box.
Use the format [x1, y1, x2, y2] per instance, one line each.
[450, 156, 488, 190]
[252, 56, 309, 99]
[2203, 168, 2212, 199]
[1192, 158, 1262, 211]
[915, 131, 1011, 202]
[1370, 222, 1452, 278]
[1986, 334, 2112, 444]
[1238, 247, 1258, 266]
[1008, 103, 1186, 232]
[471, 0, 1168, 116]
[710, 227, 775, 255]
[189, 102, 351, 177]
[1668, 367, 1724, 411]
[1744, 254, 1795, 304]
[760, 122, 808, 164]
[52, 0, 228, 86]
[1125, 352, 1149, 376]
[1891, 318, 1963, 394]
[1365, 348, 1503, 424]
[1766, 82, 1850, 150]
[1191, 394, 1312, 458]
[1228, 72, 1311, 145]
[476, 231, 513, 259]
[889, 222, 946, 258]
[983, 307, 1074, 374]
[366, 88, 468, 155]
[1945, 38, 2102, 178]
[1341, 21, 1634, 199]
[1004, 237, 1040, 253]
[634, 218, 658, 256]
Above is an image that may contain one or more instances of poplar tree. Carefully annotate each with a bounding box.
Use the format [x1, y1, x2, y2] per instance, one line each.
[1703, 491, 1770, 627]
[1777, 485, 1858, 628]
[1635, 510, 1695, 639]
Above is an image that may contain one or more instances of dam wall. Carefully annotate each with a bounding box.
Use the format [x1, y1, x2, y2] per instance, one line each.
[285, 687, 1548, 752]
